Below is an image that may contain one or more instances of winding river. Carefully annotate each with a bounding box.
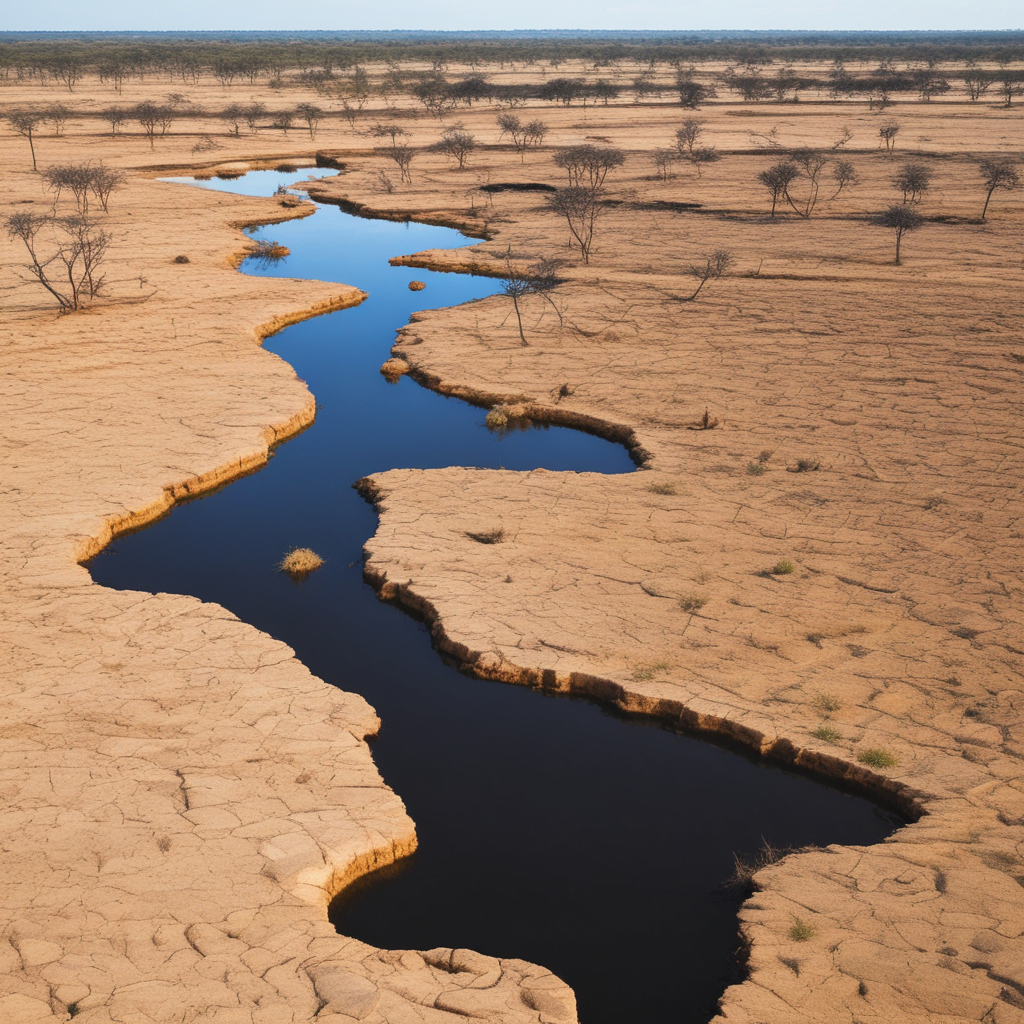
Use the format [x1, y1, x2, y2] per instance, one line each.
[89, 168, 897, 1024]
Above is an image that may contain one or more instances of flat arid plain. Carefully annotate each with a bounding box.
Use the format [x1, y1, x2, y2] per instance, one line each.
[2, 39, 1024, 1024]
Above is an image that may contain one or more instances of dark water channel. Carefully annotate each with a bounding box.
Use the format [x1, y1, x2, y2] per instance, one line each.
[89, 169, 897, 1024]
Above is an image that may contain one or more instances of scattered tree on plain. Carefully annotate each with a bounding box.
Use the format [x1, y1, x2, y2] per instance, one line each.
[296, 103, 323, 139]
[381, 144, 414, 183]
[9, 112, 42, 170]
[757, 160, 800, 217]
[684, 250, 732, 301]
[433, 127, 476, 169]
[6, 212, 110, 312]
[830, 159, 858, 198]
[878, 120, 901, 153]
[552, 145, 626, 190]
[101, 106, 126, 135]
[499, 245, 561, 344]
[874, 204, 923, 264]
[370, 123, 409, 146]
[892, 162, 932, 204]
[977, 158, 1021, 220]
[46, 104, 70, 137]
[547, 186, 603, 264]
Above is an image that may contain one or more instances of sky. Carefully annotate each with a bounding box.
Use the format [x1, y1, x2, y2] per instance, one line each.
[1, 0, 1020, 32]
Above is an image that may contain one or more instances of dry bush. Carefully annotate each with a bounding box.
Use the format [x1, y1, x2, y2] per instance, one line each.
[279, 548, 324, 577]
[466, 527, 505, 544]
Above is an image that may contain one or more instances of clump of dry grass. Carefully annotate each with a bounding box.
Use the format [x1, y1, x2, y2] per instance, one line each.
[768, 558, 796, 576]
[279, 547, 324, 577]
[246, 239, 290, 264]
[380, 357, 409, 383]
[687, 407, 719, 430]
[679, 594, 708, 613]
[647, 481, 677, 495]
[172, 255, 190, 264]
[485, 403, 530, 432]
[858, 747, 898, 769]
[215, 169, 245, 180]
[813, 692, 841, 715]
[408, 280, 426, 291]
[725, 838, 800, 895]
[789, 458, 821, 473]
[632, 661, 671, 681]
[275, 163, 298, 172]
[813, 723, 842, 744]
[788, 919, 814, 942]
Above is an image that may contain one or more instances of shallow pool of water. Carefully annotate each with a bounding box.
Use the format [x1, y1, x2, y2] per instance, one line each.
[90, 169, 897, 1024]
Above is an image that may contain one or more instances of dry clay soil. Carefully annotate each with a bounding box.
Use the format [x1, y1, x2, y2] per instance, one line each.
[2, 75, 1024, 1024]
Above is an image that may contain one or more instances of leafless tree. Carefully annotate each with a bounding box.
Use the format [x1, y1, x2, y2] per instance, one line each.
[379, 145, 414, 184]
[831, 126, 854, 150]
[220, 103, 244, 136]
[892, 162, 932, 204]
[878, 120, 901, 153]
[553, 145, 626, 190]
[134, 102, 173, 148]
[829, 159, 858, 199]
[43, 164, 93, 213]
[6, 212, 110, 312]
[497, 116, 548, 161]
[296, 103, 323, 139]
[433, 126, 476, 169]
[757, 160, 799, 217]
[244, 103, 266, 134]
[499, 246, 561, 344]
[675, 118, 704, 157]
[784, 149, 829, 217]
[90, 166, 127, 212]
[653, 148, 676, 180]
[9, 112, 42, 170]
[547, 186, 603, 264]
[683, 250, 732, 300]
[874, 204, 923, 264]
[274, 109, 294, 135]
[978, 158, 1021, 220]
[101, 106, 126, 136]
[524, 120, 549, 151]
[46, 104, 70, 137]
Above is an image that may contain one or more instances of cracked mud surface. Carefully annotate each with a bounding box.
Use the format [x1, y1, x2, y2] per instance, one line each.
[2, 67, 1023, 1023]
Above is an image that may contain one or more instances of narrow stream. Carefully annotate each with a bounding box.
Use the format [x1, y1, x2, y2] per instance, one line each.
[90, 168, 898, 1024]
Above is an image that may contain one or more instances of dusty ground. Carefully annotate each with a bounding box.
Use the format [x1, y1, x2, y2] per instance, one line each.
[2, 63, 1023, 1023]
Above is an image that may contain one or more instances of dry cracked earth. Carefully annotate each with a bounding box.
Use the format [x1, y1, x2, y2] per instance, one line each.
[1, 66, 1023, 1024]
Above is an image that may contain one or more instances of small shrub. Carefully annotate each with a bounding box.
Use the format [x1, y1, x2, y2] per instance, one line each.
[466, 527, 504, 544]
[275, 163, 298, 172]
[632, 661, 671, 681]
[964, 706, 981, 719]
[726, 839, 794, 894]
[790, 458, 820, 473]
[813, 692, 841, 714]
[647, 481, 676, 495]
[858, 747, 898, 769]
[246, 239, 289, 267]
[813, 724, 842, 744]
[758, 449, 772, 463]
[679, 594, 707, 613]
[173, 255, 190, 264]
[747, 461, 766, 476]
[279, 547, 324, 577]
[770, 559, 796, 576]
[858, 980, 868, 997]
[157, 836, 172, 853]
[779, 956, 801, 975]
[687, 407, 719, 430]
[788, 919, 814, 942]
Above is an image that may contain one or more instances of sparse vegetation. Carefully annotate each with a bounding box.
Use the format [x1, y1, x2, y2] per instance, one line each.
[647, 482, 676, 495]
[813, 724, 842, 744]
[466, 526, 505, 544]
[278, 547, 324, 577]
[683, 250, 732, 301]
[788, 919, 814, 942]
[978, 158, 1020, 221]
[814, 692, 841, 714]
[747, 462, 767, 476]
[769, 559, 796, 575]
[858, 747, 898, 769]
[632, 661, 671, 681]
[679, 594, 708, 613]
[875, 204, 923, 265]
[245, 239, 289, 267]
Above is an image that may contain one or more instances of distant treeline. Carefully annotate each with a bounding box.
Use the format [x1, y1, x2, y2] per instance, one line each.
[1, 31, 1023, 78]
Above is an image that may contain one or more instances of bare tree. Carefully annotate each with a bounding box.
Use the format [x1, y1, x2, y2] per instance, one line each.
[784, 149, 829, 217]
[9, 112, 42, 170]
[244, 103, 266, 134]
[553, 145, 626, 190]
[830, 159, 858, 199]
[379, 145, 414, 184]
[274, 109, 294, 135]
[757, 160, 799, 217]
[684, 250, 732, 300]
[524, 119, 549, 151]
[499, 246, 561, 344]
[433, 126, 476, 169]
[653, 148, 676, 181]
[878, 120, 901, 153]
[673, 118, 719, 176]
[6, 212, 110, 312]
[547, 186, 603, 264]
[90, 166, 127, 212]
[963, 62, 991, 102]
[978, 158, 1021, 220]
[874, 204, 923, 264]
[296, 103, 323, 140]
[134, 102, 173, 148]
[43, 164, 93, 213]
[892, 162, 932, 204]
[101, 106, 126, 136]
[220, 103, 244, 136]
[46, 104, 70, 137]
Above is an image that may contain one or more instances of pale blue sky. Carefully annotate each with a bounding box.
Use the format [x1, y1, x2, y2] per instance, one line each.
[1, 0, 1020, 32]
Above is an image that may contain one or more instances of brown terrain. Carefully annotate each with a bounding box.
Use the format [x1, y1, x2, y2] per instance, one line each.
[2, 57, 1023, 1024]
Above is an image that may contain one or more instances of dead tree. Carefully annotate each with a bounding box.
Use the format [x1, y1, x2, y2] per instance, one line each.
[978, 158, 1020, 220]
[101, 106, 126, 136]
[830, 159, 858, 199]
[9, 112, 42, 170]
[552, 145, 626, 190]
[499, 246, 561, 344]
[547, 186, 603, 264]
[878, 120, 901, 153]
[378, 145, 414, 184]
[874, 204, 923, 264]
[757, 160, 799, 217]
[370, 123, 409, 146]
[892, 162, 932, 204]
[6, 212, 110, 312]
[785, 149, 829, 217]
[683, 250, 733, 300]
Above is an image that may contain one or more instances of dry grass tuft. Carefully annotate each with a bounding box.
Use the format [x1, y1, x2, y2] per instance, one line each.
[687, 407, 719, 430]
[813, 723, 842, 744]
[485, 403, 530, 432]
[279, 547, 325, 577]
[647, 481, 677, 495]
[380, 357, 409, 383]
[632, 660, 671, 681]
[768, 558, 796, 576]
[789, 458, 821, 473]
[679, 594, 708, 613]
[172, 255, 190, 264]
[858, 747, 898, 769]
[726, 838, 800, 895]
[788, 919, 814, 942]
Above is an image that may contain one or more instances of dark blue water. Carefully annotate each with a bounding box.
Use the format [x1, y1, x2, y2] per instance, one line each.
[90, 169, 897, 1024]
